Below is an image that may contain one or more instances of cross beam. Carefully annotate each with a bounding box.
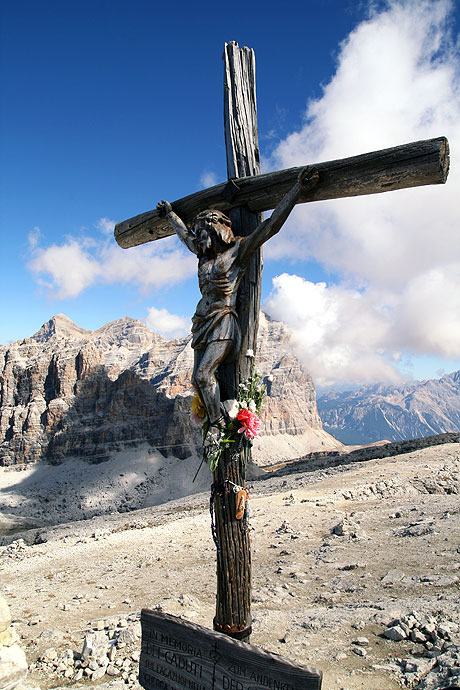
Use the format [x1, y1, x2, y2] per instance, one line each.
[114, 136, 449, 249]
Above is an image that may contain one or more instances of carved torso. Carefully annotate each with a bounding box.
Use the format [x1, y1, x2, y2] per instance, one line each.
[191, 239, 244, 352]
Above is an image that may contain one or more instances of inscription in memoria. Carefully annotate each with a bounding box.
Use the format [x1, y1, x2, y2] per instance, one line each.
[140, 610, 322, 690]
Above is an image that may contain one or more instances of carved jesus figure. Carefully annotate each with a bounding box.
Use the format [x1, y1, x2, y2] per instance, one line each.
[157, 166, 318, 447]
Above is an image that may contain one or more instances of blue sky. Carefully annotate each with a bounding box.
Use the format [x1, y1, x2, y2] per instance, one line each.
[2, 0, 460, 388]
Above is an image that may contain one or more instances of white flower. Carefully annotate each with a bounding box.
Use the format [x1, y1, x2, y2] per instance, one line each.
[222, 399, 239, 420]
[248, 399, 256, 412]
[245, 349, 254, 358]
[239, 400, 247, 410]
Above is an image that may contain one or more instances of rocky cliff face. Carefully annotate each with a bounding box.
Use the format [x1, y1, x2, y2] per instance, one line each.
[317, 371, 460, 445]
[0, 313, 339, 467]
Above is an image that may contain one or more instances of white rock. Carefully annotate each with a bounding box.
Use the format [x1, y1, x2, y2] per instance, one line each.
[0, 644, 28, 690]
[383, 625, 407, 641]
[0, 629, 20, 647]
[0, 598, 12, 634]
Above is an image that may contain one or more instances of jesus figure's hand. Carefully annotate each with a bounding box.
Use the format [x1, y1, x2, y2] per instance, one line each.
[156, 200, 172, 217]
[297, 166, 319, 189]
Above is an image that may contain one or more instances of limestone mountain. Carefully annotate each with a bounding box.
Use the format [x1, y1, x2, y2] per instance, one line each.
[0, 313, 340, 468]
[317, 371, 460, 444]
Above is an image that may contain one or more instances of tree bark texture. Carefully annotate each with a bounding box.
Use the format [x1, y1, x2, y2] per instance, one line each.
[212, 42, 262, 644]
[114, 136, 449, 248]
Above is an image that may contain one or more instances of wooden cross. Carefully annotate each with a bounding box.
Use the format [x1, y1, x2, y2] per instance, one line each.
[114, 42, 449, 646]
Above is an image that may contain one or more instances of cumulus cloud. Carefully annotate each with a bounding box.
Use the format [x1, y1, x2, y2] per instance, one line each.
[144, 306, 191, 338]
[264, 274, 402, 388]
[263, 0, 460, 385]
[27, 218, 196, 300]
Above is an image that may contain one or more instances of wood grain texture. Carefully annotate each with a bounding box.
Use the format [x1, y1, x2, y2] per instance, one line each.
[114, 136, 449, 248]
[212, 41, 263, 645]
[140, 609, 323, 690]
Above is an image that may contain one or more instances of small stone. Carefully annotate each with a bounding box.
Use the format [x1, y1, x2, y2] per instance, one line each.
[381, 570, 406, 585]
[331, 522, 345, 536]
[92, 666, 107, 680]
[406, 615, 419, 629]
[106, 664, 120, 676]
[383, 625, 407, 641]
[352, 647, 367, 656]
[426, 645, 443, 657]
[410, 629, 427, 643]
[42, 648, 58, 662]
[96, 620, 105, 631]
[353, 637, 369, 646]
[401, 522, 434, 537]
[117, 628, 138, 645]
[73, 669, 84, 681]
[276, 521, 292, 534]
[422, 622, 437, 635]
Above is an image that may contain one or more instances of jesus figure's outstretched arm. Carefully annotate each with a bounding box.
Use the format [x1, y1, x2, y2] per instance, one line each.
[238, 166, 319, 264]
[157, 200, 197, 255]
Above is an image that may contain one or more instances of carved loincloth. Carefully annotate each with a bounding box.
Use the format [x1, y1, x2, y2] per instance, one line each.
[191, 306, 241, 354]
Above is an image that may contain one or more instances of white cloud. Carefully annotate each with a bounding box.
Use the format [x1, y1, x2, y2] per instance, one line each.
[27, 226, 41, 250]
[96, 217, 116, 235]
[264, 274, 402, 388]
[264, 267, 460, 388]
[144, 306, 191, 338]
[28, 238, 102, 299]
[28, 218, 196, 299]
[263, 0, 460, 384]
[200, 171, 218, 188]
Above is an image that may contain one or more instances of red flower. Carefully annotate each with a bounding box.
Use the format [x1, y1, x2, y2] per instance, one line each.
[237, 408, 261, 439]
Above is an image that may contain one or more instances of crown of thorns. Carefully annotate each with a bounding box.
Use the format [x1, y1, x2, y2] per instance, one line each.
[192, 209, 235, 246]
[193, 209, 232, 228]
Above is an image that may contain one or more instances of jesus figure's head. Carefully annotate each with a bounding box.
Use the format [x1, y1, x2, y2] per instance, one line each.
[192, 210, 235, 257]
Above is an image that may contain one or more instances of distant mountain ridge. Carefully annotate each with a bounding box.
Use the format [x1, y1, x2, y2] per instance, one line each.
[0, 313, 341, 468]
[317, 371, 460, 444]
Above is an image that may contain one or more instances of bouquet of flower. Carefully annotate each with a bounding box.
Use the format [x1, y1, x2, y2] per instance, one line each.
[192, 363, 268, 480]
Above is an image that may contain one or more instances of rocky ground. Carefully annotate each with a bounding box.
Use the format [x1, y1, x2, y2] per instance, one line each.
[1, 441, 460, 690]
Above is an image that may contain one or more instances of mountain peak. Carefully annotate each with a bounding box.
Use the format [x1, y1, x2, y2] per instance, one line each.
[32, 314, 90, 342]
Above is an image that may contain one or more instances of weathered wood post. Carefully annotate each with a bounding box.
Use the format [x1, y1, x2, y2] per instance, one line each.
[212, 42, 261, 643]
